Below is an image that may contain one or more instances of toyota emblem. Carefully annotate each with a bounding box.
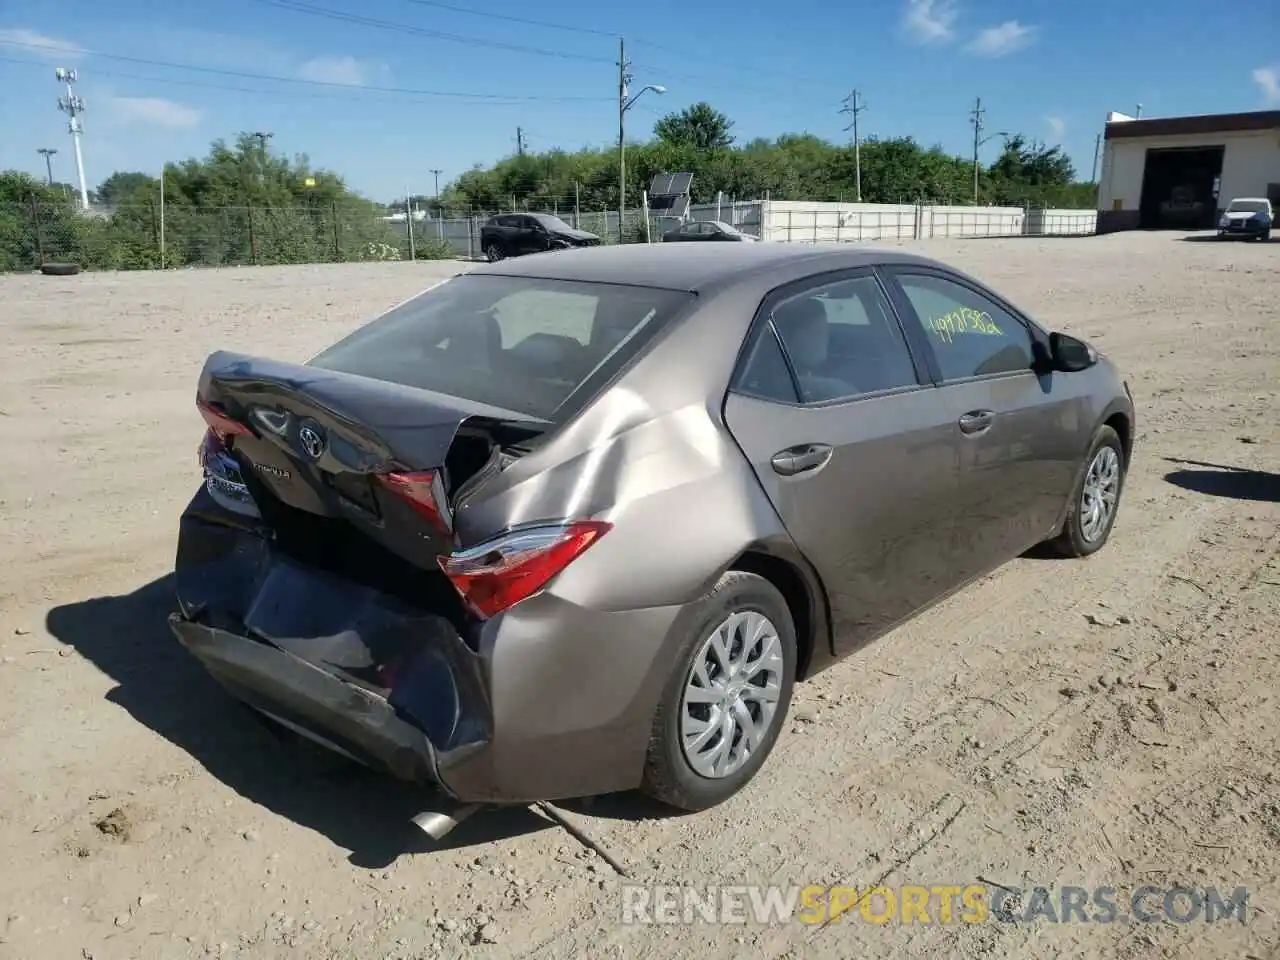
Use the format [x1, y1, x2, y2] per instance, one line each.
[298, 421, 326, 460]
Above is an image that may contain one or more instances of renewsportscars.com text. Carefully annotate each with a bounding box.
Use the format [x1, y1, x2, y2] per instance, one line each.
[620, 884, 1250, 926]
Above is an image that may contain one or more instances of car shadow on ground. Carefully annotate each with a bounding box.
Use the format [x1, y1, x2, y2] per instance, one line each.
[1163, 457, 1280, 503]
[1179, 234, 1277, 244]
[43, 574, 568, 867]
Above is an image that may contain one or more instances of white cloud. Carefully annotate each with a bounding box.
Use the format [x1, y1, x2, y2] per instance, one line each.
[967, 20, 1037, 57]
[0, 27, 84, 60]
[902, 0, 957, 44]
[106, 96, 202, 130]
[1254, 66, 1280, 104]
[1046, 116, 1066, 140]
[297, 55, 369, 86]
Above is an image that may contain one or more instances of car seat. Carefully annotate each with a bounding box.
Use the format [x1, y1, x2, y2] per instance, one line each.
[771, 296, 852, 401]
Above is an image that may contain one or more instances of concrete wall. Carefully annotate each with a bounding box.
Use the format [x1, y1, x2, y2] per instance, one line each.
[759, 200, 917, 242]
[1025, 208, 1100, 236]
[755, 201, 1096, 242]
[1098, 128, 1280, 231]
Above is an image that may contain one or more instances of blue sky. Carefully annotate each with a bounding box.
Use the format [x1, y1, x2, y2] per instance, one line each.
[2, 0, 1278, 202]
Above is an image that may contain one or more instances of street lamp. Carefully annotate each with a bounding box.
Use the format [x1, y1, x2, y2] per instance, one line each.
[617, 40, 665, 242]
[37, 147, 57, 186]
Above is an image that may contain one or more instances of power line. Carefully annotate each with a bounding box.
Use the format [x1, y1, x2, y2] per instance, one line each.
[250, 0, 834, 95]
[388, 0, 833, 86]
[249, 0, 615, 64]
[395, 0, 617, 38]
[0, 45, 611, 103]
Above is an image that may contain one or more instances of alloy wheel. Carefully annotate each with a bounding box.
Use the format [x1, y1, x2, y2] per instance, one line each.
[1080, 445, 1121, 543]
[679, 610, 784, 779]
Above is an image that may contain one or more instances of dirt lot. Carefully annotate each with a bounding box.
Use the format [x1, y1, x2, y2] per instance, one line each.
[1, 233, 1277, 960]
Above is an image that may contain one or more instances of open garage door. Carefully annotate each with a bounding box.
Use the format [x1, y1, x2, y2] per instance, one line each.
[1138, 146, 1225, 229]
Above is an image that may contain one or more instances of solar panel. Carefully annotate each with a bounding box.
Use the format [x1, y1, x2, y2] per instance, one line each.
[666, 172, 693, 195]
[648, 171, 693, 197]
[648, 195, 690, 217]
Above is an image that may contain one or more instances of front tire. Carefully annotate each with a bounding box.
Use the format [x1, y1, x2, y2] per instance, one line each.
[640, 571, 797, 812]
[1046, 425, 1126, 558]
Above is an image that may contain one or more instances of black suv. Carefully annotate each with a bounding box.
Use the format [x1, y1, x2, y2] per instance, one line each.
[480, 214, 601, 261]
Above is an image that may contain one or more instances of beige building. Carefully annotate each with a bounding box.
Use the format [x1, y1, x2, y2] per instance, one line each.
[1097, 109, 1280, 233]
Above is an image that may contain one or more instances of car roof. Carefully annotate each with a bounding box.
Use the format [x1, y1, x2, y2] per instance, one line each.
[467, 242, 950, 293]
[1228, 197, 1269, 203]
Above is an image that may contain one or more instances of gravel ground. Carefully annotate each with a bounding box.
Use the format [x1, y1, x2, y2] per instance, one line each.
[0, 232, 1277, 960]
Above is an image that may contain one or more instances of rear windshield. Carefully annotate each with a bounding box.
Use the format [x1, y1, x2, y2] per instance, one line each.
[309, 274, 692, 420]
[1227, 200, 1269, 214]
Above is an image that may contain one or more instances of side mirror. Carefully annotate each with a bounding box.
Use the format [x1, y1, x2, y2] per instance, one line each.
[1048, 332, 1098, 372]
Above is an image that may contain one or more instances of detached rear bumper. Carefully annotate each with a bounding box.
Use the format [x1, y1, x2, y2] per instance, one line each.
[172, 488, 686, 804]
[170, 615, 444, 787]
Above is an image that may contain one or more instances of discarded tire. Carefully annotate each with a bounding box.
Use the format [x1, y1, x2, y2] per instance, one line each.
[40, 262, 82, 276]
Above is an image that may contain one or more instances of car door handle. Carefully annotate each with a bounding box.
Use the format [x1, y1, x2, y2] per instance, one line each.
[957, 410, 995, 435]
[771, 443, 833, 476]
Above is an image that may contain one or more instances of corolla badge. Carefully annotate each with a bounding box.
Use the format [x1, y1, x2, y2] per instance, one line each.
[297, 421, 326, 460]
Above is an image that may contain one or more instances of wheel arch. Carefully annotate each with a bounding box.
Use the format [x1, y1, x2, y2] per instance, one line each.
[725, 540, 834, 682]
[1103, 409, 1133, 467]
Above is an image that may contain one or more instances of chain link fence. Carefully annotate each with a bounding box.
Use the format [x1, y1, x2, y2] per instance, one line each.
[2, 194, 1099, 273]
[1, 197, 457, 272]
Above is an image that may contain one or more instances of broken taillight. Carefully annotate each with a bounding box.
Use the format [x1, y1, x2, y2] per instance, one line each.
[197, 397, 251, 442]
[438, 521, 611, 619]
[376, 470, 452, 535]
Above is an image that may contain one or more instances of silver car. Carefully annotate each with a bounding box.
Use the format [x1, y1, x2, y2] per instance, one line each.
[171, 243, 1135, 813]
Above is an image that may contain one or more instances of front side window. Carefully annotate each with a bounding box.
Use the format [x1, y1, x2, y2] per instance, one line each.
[310, 275, 691, 421]
[895, 273, 1033, 381]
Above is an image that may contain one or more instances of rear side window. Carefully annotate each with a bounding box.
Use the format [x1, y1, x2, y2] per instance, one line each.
[735, 322, 799, 403]
[769, 275, 919, 402]
[310, 275, 692, 421]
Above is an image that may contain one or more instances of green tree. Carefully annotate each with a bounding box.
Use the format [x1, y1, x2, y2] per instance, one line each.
[654, 102, 735, 151]
[96, 171, 158, 207]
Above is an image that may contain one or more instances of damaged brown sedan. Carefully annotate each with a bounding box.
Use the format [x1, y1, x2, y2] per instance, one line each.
[171, 243, 1135, 812]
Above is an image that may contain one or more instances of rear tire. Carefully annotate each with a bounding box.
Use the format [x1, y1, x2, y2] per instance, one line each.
[640, 571, 797, 812]
[484, 243, 504, 262]
[1045, 425, 1126, 558]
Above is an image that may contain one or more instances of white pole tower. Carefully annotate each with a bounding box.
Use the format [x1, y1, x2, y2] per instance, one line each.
[56, 67, 90, 211]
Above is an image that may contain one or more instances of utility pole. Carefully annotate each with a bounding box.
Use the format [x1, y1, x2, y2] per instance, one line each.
[250, 131, 273, 151]
[840, 90, 867, 202]
[615, 41, 665, 244]
[617, 36, 628, 244]
[969, 97, 984, 204]
[37, 147, 58, 186]
[1091, 132, 1102, 183]
[515, 127, 527, 156]
[429, 168, 443, 217]
[55, 68, 89, 211]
